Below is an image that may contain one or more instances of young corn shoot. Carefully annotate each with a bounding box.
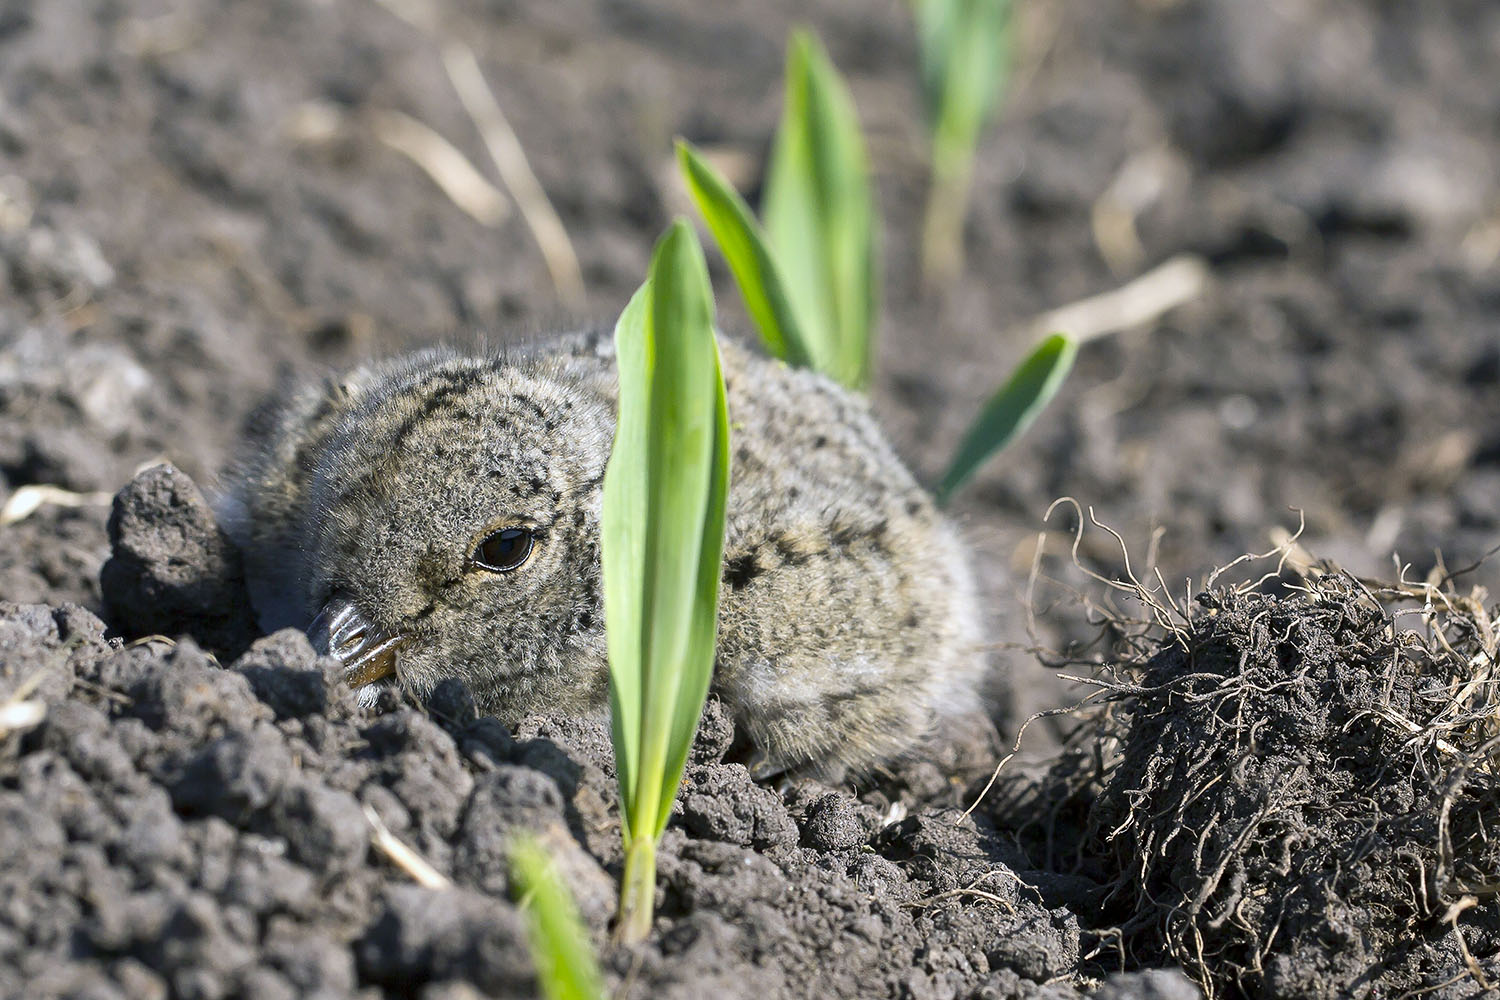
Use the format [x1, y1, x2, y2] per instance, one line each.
[679, 31, 876, 391]
[510, 838, 606, 1000]
[603, 219, 731, 944]
[913, 0, 1014, 288]
[936, 333, 1076, 504]
[761, 29, 879, 391]
[678, 28, 1068, 506]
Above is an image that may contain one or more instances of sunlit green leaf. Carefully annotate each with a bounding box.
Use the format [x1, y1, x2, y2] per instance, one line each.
[510, 838, 605, 1000]
[655, 358, 728, 836]
[676, 140, 814, 370]
[603, 284, 649, 827]
[602, 219, 730, 941]
[763, 29, 879, 391]
[937, 333, 1076, 504]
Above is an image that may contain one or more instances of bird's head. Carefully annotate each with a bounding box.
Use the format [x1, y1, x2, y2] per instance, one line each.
[300, 352, 614, 715]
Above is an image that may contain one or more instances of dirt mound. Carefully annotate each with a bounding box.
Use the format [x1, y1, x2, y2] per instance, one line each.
[1, 465, 1201, 999]
[1101, 577, 1500, 997]
[11, 468, 1500, 999]
[983, 570, 1500, 999]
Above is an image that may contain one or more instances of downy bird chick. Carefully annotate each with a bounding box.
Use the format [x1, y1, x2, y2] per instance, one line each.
[216, 332, 982, 778]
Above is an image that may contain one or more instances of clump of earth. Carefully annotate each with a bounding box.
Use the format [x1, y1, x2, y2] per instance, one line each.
[978, 570, 1500, 999]
[3, 461, 1202, 999]
[5, 462, 1496, 998]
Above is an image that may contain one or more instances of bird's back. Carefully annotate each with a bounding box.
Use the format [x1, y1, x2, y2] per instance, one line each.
[217, 332, 984, 777]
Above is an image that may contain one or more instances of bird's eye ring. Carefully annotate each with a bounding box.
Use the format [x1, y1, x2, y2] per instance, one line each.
[472, 527, 535, 573]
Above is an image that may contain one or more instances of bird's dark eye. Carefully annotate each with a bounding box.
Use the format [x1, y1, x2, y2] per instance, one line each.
[473, 527, 534, 572]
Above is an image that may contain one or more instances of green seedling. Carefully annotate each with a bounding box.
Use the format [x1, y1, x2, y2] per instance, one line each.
[510, 838, 605, 1000]
[679, 26, 1068, 505]
[937, 333, 1076, 504]
[765, 29, 879, 390]
[684, 29, 877, 391]
[913, 0, 1014, 287]
[603, 219, 731, 944]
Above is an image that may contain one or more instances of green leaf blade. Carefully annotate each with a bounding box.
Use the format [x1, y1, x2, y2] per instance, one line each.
[654, 346, 729, 836]
[676, 140, 814, 370]
[937, 333, 1077, 504]
[602, 283, 651, 838]
[510, 838, 606, 1000]
[634, 221, 720, 838]
[764, 29, 879, 391]
[602, 219, 731, 849]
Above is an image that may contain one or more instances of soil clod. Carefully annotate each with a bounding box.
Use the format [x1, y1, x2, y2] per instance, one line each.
[100, 463, 258, 659]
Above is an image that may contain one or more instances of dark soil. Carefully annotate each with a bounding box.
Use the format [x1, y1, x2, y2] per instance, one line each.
[2, 0, 1498, 997]
[0, 469, 1194, 999]
[1080, 577, 1499, 999]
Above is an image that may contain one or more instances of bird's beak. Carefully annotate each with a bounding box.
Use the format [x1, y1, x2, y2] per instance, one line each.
[307, 595, 405, 688]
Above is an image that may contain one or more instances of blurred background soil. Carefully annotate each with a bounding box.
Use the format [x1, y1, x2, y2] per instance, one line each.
[3, 0, 1497, 739]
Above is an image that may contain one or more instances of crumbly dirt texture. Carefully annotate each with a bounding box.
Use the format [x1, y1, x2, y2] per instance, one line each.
[2, 0, 1498, 997]
[966, 569, 1500, 1000]
[1085, 578, 1500, 998]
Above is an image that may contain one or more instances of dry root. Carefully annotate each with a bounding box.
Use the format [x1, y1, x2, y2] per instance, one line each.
[993, 504, 1500, 998]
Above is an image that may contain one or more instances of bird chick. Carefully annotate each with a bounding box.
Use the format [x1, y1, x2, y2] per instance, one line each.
[216, 332, 983, 778]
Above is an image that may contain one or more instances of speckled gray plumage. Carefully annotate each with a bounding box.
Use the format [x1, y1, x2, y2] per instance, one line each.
[216, 332, 983, 777]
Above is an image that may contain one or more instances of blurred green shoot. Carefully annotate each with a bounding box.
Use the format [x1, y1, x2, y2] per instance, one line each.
[510, 838, 605, 1000]
[603, 219, 731, 944]
[681, 30, 877, 392]
[937, 333, 1076, 504]
[913, 0, 1014, 288]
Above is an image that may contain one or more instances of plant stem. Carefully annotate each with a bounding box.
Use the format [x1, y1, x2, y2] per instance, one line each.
[921, 142, 975, 291]
[615, 834, 656, 945]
